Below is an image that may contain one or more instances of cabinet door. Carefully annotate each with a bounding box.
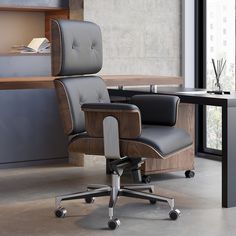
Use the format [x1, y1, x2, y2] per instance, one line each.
[0, 89, 68, 165]
[0, 55, 51, 77]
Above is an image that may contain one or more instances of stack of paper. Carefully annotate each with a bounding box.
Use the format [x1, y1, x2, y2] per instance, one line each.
[11, 38, 51, 53]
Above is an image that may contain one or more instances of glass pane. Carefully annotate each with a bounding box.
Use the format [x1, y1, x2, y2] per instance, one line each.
[206, 0, 235, 150]
[206, 106, 222, 150]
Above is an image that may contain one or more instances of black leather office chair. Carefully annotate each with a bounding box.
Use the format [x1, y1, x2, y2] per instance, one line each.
[51, 19, 193, 230]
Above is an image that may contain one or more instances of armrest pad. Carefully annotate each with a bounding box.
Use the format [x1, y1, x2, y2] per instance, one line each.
[81, 103, 138, 112]
[81, 102, 141, 139]
[130, 95, 180, 126]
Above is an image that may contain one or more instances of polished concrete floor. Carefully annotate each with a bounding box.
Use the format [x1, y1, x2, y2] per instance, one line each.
[0, 156, 235, 236]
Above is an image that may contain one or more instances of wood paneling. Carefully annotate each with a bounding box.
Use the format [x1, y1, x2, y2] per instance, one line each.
[69, 0, 83, 20]
[0, 1, 69, 44]
[0, 11, 45, 53]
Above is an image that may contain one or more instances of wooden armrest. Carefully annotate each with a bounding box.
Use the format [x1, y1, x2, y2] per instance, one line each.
[81, 103, 141, 139]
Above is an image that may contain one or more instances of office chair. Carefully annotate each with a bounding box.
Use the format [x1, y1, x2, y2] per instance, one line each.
[51, 19, 193, 230]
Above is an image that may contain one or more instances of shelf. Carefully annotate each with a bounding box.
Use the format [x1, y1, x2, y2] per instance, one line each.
[0, 53, 51, 56]
[0, 0, 69, 47]
[0, 0, 69, 12]
[0, 76, 55, 89]
[0, 6, 68, 12]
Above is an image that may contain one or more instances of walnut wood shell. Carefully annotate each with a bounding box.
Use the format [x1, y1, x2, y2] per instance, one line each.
[82, 109, 142, 139]
[51, 19, 62, 76]
[54, 79, 73, 135]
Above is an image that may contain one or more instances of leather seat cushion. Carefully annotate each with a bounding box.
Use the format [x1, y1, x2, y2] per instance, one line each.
[137, 125, 192, 157]
[69, 125, 192, 159]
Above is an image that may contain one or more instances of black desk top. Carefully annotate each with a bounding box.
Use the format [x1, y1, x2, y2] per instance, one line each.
[109, 87, 236, 107]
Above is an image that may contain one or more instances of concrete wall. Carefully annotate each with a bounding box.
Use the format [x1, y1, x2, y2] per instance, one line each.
[84, 0, 182, 76]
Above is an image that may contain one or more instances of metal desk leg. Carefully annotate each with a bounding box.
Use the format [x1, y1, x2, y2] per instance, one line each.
[222, 104, 236, 207]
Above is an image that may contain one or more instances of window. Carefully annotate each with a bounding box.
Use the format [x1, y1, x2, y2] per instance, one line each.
[195, 0, 235, 156]
[206, 0, 235, 151]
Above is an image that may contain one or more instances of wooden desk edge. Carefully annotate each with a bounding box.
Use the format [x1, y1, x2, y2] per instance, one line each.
[0, 75, 183, 90]
[102, 75, 183, 86]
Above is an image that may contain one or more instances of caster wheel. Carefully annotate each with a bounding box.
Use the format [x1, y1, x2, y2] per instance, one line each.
[142, 175, 151, 184]
[108, 218, 121, 230]
[85, 197, 95, 204]
[55, 207, 67, 218]
[149, 199, 157, 205]
[185, 170, 195, 178]
[169, 209, 181, 220]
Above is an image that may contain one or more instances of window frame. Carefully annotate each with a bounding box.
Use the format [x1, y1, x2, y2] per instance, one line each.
[194, 0, 222, 159]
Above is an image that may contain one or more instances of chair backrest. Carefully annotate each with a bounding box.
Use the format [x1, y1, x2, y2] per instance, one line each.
[51, 19, 103, 76]
[51, 19, 110, 135]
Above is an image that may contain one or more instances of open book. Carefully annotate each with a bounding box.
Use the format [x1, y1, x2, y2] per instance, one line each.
[12, 38, 51, 53]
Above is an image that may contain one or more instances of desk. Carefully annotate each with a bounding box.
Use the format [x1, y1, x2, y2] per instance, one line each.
[0, 75, 183, 90]
[109, 87, 236, 208]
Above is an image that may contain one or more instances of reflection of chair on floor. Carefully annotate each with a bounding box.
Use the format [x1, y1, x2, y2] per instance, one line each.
[51, 19, 193, 230]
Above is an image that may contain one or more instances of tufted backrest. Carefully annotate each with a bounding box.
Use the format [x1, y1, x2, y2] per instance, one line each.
[51, 19, 110, 135]
[51, 19, 103, 76]
[54, 76, 110, 135]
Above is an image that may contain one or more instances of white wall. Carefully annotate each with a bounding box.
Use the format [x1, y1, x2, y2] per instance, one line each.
[182, 0, 195, 88]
